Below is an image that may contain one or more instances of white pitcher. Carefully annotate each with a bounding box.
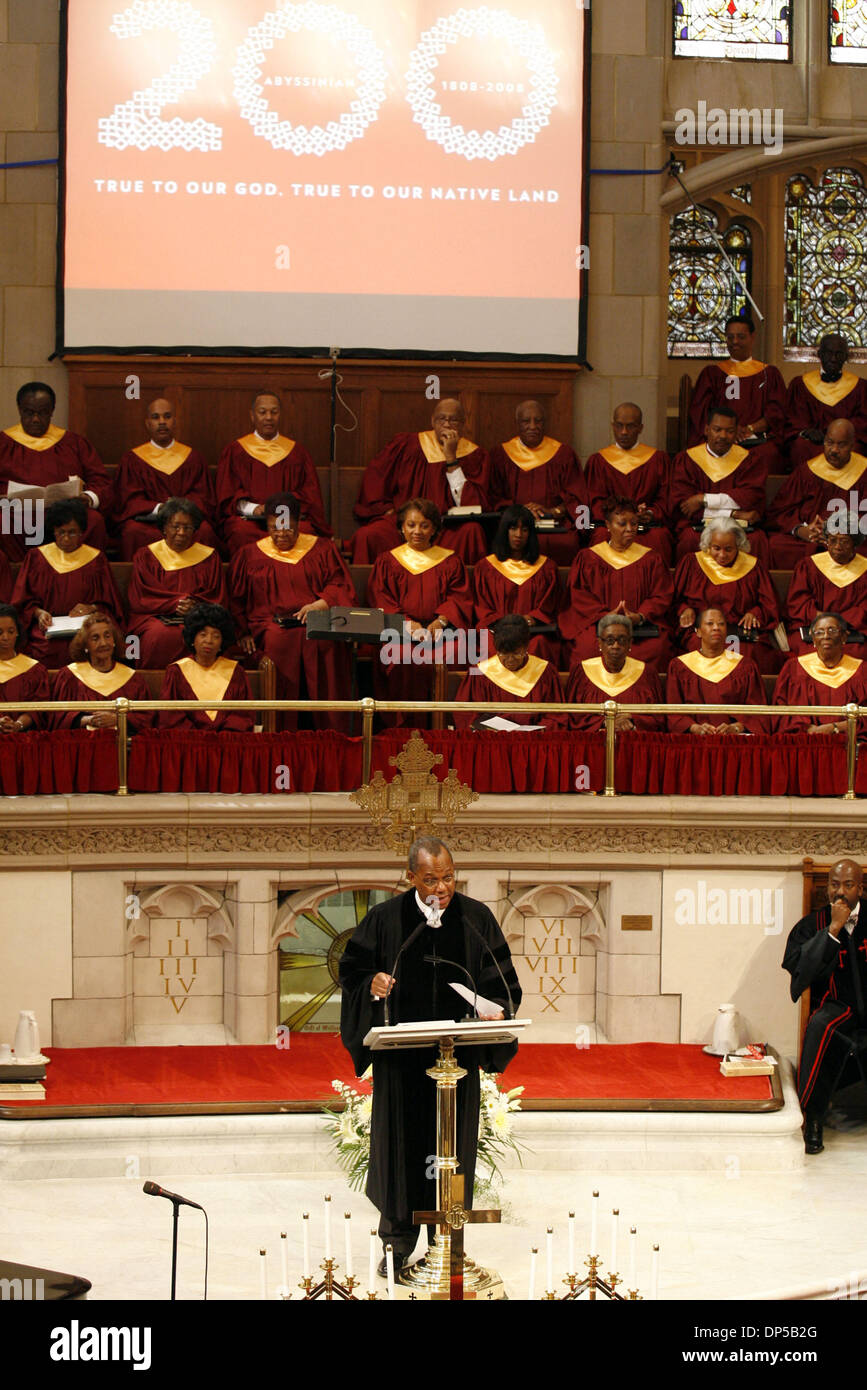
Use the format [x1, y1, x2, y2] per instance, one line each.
[709, 1004, 741, 1057]
[12, 1010, 39, 1061]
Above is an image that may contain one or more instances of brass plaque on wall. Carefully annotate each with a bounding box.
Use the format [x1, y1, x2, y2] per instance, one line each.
[621, 915, 653, 932]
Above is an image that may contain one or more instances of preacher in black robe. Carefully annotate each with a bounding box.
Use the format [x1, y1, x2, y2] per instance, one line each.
[339, 873, 521, 1261]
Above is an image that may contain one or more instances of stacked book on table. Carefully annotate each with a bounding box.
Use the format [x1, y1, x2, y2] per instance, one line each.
[720, 1044, 777, 1078]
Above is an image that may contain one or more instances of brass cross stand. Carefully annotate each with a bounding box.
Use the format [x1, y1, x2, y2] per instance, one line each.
[364, 1019, 529, 1301]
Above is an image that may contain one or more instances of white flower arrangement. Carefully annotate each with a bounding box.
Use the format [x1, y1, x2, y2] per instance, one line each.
[323, 1069, 525, 1198]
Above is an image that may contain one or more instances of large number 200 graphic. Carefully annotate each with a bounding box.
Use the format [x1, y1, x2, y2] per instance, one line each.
[97, 0, 560, 162]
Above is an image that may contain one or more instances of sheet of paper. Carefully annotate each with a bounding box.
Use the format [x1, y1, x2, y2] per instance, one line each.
[449, 982, 502, 1016]
[479, 715, 546, 732]
[446, 505, 482, 516]
[45, 615, 87, 638]
[7, 478, 82, 503]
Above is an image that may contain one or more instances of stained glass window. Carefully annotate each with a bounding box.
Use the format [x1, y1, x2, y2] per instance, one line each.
[830, 0, 867, 62]
[785, 169, 867, 356]
[669, 206, 752, 358]
[674, 1, 791, 59]
[729, 184, 752, 204]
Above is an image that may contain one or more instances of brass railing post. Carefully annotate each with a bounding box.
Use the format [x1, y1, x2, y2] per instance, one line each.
[116, 698, 129, 797]
[845, 702, 858, 801]
[603, 700, 617, 797]
[361, 698, 375, 784]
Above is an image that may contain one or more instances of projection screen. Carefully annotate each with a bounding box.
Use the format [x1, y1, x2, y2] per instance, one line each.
[60, 0, 590, 358]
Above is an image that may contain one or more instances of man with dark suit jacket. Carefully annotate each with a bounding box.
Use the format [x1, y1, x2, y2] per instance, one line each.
[783, 858, 867, 1154]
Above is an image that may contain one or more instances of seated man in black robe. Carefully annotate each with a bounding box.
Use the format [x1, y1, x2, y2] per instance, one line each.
[339, 835, 521, 1276]
[783, 857, 867, 1155]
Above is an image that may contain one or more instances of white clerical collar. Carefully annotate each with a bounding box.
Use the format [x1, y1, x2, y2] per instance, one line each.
[706, 444, 727, 459]
[843, 901, 861, 935]
[155, 439, 175, 450]
[415, 891, 440, 922]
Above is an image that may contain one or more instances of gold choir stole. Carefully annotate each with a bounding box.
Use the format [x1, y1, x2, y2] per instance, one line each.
[149, 540, 213, 572]
[132, 441, 192, 475]
[717, 358, 767, 378]
[258, 535, 318, 565]
[802, 370, 860, 407]
[806, 451, 867, 491]
[598, 444, 655, 474]
[484, 555, 547, 586]
[500, 437, 561, 470]
[693, 550, 756, 585]
[685, 443, 748, 483]
[176, 657, 237, 720]
[67, 662, 135, 696]
[237, 434, 295, 465]
[476, 653, 547, 698]
[810, 551, 867, 589]
[417, 431, 478, 464]
[38, 543, 100, 574]
[677, 650, 743, 683]
[3, 424, 67, 451]
[590, 540, 649, 569]
[580, 655, 645, 696]
[0, 655, 38, 684]
[797, 652, 863, 689]
[390, 543, 453, 574]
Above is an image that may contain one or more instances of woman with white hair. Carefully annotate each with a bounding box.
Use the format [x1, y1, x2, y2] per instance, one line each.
[672, 516, 781, 673]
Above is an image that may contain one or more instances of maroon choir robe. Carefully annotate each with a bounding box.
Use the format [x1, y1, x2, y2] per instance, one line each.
[127, 541, 228, 668]
[216, 434, 330, 554]
[12, 543, 124, 669]
[559, 541, 673, 670]
[367, 543, 474, 726]
[489, 437, 586, 563]
[52, 662, 154, 731]
[472, 553, 563, 666]
[670, 443, 770, 564]
[0, 654, 50, 729]
[114, 441, 219, 559]
[774, 653, 867, 734]
[565, 655, 663, 732]
[229, 535, 355, 731]
[786, 551, 867, 655]
[351, 432, 490, 564]
[665, 650, 765, 734]
[673, 549, 781, 674]
[687, 358, 786, 467]
[585, 444, 673, 564]
[767, 451, 867, 569]
[0, 424, 112, 559]
[785, 371, 867, 471]
[159, 658, 254, 731]
[452, 653, 566, 729]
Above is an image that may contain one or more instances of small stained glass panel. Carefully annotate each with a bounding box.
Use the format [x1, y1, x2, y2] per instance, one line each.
[674, 0, 791, 59]
[830, 0, 867, 63]
[784, 169, 867, 356]
[668, 206, 752, 358]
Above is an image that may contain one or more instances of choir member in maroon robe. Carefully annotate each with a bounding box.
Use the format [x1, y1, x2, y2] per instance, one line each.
[229, 492, 355, 732]
[786, 520, 867, 655]
[127, 498, 228, 669]
[216, 391, 330, 555]
[687, 316, 786, 470]
[489, 399, 587, 564]
[53, 613, 153, 731]
[452, 615, 565, 730]
[368, 497, 474, 728]
[674, 518, 781, 674]
[12, 499, 124, 670]
[114, 398, 219, 559]
[785, 335, 867, 472]
[767, 420, 867, 569]
[666, 608, 765, 734]
[159, 603, 253, 732]
[0, 603, 50, 730]
[473, 506, 563, 667]
[774, 613, 867, 735]
[559, 496, 673, 670]
[585, 403, 673, 564]
[351, 398, 489, 564]
[671, 403, 770, 564]
[0, 382, 112, 560]
[565, 614, 663, 732]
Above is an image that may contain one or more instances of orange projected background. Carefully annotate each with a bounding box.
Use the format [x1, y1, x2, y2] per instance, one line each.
[62, 0, 588, 353]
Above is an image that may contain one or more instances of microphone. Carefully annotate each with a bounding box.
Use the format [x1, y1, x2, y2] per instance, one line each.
[383, 918, 428, 1027]
[423, 953, 478, 1019]
[464, 918, 516, 1021]
[143, 1180, 205, 1212]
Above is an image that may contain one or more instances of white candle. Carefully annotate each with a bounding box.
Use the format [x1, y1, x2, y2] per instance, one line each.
[280, 1232, 288, 1292]
[344, 1213, 354, 1279]
[259, 1249, 267, 1301]
[568, 1211, 576, 1276]
[385, 1244, 395, 1301]
[302, 1213, 311, 1278]
[528, 1247, 537, 1301]
[369, 1230, 377, 1294]
[324, 1194, 332, 1260]
[651, 1244, 659, 1300]
[629, 1226, 637, 1289]
[590, 1190, 599, 1256]
[611, 1208, 619, 1272]
[546, 1228, 554, 1293]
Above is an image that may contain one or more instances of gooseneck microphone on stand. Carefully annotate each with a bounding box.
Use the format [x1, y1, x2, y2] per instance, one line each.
[143, 1181, 209, 1300]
